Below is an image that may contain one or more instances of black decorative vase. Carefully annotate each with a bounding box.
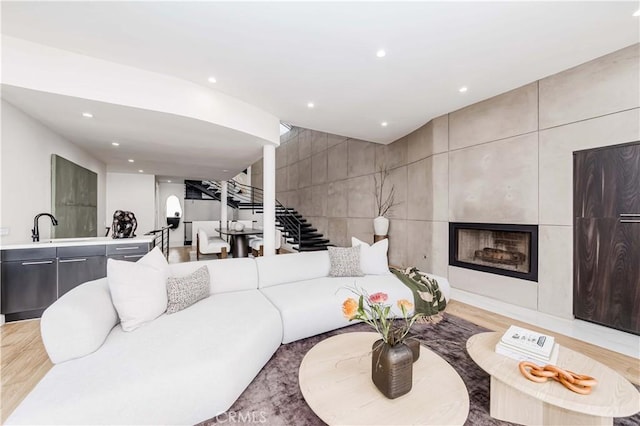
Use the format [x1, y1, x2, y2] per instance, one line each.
[405, 338, 421, 362]
[371, 339, 413, 399]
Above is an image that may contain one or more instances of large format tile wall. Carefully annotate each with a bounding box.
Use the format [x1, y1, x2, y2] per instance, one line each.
[252, 44, 640, 319]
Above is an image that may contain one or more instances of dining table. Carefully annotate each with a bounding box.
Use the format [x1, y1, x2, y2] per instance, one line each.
[215, 227, 263, 258]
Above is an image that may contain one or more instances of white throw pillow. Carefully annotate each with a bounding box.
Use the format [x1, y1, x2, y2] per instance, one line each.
[166, 266, 210, 314]
[107, 247, 169, 331]
[352, 237, 390, 275]
[327, 246, 364, 277]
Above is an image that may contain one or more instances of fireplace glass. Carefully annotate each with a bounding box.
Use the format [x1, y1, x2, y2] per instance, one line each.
[449, 223, 538, 281]
[456, 229, 530, 273]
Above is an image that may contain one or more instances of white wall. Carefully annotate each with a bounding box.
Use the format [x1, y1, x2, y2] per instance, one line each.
[106, 173, 156, 235]
[183, 199, 237, 222]
[184, 199, 219, 222]
[158, 182, 185, 247]
[0, 100, 106, 244]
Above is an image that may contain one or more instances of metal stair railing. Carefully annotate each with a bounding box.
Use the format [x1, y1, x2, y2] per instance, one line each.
[144, 226, 171, 259]
[211, 179, 304, 248]
[184, 181, 238, 208]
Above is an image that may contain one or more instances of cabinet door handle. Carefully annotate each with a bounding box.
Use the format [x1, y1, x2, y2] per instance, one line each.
[621, 219, 640, 223]
[123, 254, 143, 259]
[59, 258, 87, 263]
[115, 246, 140, 251]
[619, 213, 640, 217]
[21, 260, 54, 265]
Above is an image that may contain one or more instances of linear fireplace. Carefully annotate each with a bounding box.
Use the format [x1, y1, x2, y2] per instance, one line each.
[449, 223, 538, 282]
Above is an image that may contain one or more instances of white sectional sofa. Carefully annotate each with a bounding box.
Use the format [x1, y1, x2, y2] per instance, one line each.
[7, 251, 450, 425]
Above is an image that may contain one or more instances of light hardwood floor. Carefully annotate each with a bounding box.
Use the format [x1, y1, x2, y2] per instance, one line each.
[2, 299, 638, 422]
[168, 246, 194, 263]
[1, 319, 53, 423]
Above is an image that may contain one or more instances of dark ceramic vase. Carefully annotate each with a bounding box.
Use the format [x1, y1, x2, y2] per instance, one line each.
[371, 339, 413, 399]
[405, 338, 421, 362]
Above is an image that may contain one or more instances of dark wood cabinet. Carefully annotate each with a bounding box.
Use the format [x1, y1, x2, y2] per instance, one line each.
[106, 243, 149, 263]
[1, 248, 57, 321]
[1, 240, 152, 322]
[574, 142, 640, 335]
[106, 254, 146, 262]
[58, 256, 107, 297]
[57, 245, 107, 297]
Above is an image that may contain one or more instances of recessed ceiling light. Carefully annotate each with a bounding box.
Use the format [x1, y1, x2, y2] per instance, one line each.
[381, 121, 388, 127]
[208, 76, 217, 83]
[128, 159, 134, 163]
[222, 169, 229, 172]
[307, 102, 315, 108]
[633, 9, 640, 17]
[167, 180, 172, 183]
[138, 169, 144, 173]
[376, 49, 386, 58]
[459, 86, 468, 93]
[111, 142, 120, 146]
[82, 112, 93, 118]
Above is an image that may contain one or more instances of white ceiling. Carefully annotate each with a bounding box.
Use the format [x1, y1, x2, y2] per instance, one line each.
[1, 85, 264, 180]
[1, 2, 639, 176]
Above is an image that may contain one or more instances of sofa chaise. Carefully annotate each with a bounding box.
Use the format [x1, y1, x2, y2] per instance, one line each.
[7, 251, 450, 425]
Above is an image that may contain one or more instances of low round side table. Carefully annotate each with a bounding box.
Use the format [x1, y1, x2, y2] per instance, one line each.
[466, 332, 640, 425]
[299, 332, 469, 426]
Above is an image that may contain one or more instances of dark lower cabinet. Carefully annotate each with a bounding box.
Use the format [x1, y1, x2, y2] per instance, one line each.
[1, 241, 151, 322]
[57, 256, 107, 297]
[106, 243, 149, 263]
[107, 254, 146, 262]
[1, 259, 57, 321]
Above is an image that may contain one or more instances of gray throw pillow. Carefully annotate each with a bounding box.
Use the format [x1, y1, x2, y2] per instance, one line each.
[328, 246, 364, 277]
[166, 266, 210, 314]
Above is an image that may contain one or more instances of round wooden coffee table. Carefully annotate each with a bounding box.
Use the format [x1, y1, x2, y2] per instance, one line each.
[299, 332, 469, 425]
[467, 332, 640, 425]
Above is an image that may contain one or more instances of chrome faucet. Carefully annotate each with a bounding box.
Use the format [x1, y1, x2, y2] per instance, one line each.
[32, 213, 58, 242]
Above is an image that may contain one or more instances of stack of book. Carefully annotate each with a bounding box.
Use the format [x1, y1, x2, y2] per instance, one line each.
[495, 325, 559, 365]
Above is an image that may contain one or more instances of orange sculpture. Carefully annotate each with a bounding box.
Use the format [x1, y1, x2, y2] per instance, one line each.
[518, 361, 597, 395]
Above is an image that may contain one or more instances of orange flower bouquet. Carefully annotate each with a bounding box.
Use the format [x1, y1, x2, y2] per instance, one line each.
[342, 287, 419, 346]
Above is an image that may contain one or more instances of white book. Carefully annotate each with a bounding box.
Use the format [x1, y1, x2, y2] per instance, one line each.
[500, 325, 555, 358]
[496, 342, 559, 365]
[496, 342, 551, 363]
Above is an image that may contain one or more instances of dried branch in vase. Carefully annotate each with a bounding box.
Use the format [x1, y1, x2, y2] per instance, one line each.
[374, 165, 398, 217]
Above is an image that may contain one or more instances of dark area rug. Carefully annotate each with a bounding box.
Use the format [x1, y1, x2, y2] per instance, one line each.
[199, 315, 640, 426]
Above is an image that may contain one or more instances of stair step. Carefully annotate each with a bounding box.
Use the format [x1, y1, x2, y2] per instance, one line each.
[299, 232, 322, 238]
[294, 245, 332, 252]
[282, 228, 317, 237]
[280, 224, 315, 231]
[257, 211, 304, 219]
[286, 238, 328, 245]
[276, 212, 302, 217]
[276, 218, 307, 224]
[298, 239, 330, 246]
[283, 222, 312, 228]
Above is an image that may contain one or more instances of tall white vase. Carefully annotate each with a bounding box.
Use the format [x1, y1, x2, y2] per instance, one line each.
[373, 216, 390, 236]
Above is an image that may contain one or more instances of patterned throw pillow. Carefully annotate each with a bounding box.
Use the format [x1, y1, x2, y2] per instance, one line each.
[327, 246, 364, 277]
[166, 266, 210, 314]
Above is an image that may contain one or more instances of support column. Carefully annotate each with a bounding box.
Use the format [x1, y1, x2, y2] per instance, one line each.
[220, 181, 228, 229]
[262, 144, 276, 256]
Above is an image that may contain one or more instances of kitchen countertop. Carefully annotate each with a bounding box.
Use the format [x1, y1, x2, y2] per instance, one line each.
[0, 235, 155, 250]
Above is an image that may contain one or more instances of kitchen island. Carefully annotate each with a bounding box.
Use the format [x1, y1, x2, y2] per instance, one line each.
[0, 236, 155, 322]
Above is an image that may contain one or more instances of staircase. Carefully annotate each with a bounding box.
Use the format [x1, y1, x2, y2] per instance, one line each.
[184, 180, 239, 208]
[185, 180, 333, 252]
